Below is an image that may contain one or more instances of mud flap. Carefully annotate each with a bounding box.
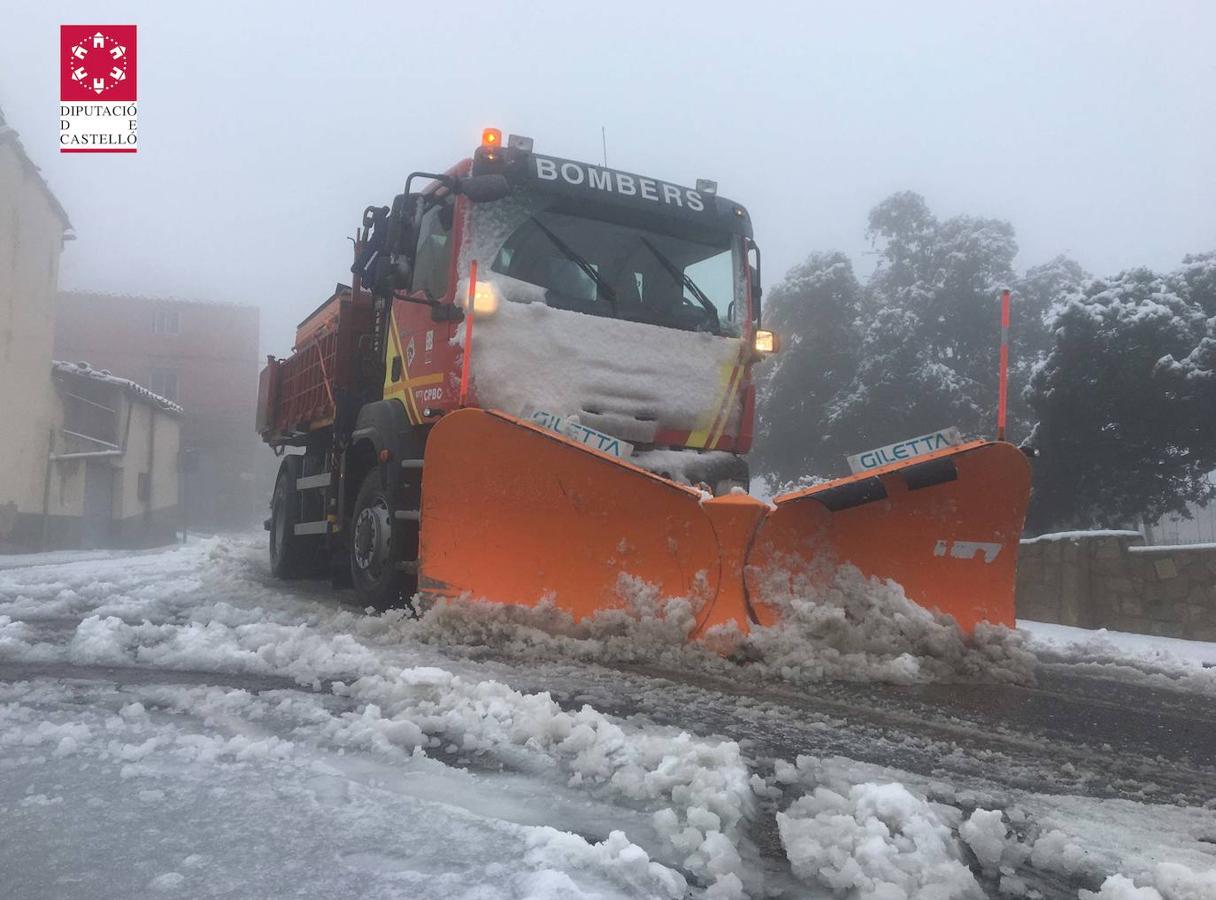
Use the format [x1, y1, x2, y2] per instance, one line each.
[419, 410, 1031, 638]
[747, 441, 1031, 632]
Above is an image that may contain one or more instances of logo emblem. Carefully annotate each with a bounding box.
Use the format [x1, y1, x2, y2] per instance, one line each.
[61, 26, 136, 100]
[405, 336, 416, 367]
[60, 25, 139, 153]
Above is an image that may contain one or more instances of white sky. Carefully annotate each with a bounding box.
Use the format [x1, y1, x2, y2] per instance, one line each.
[3, 1, 1214, 355]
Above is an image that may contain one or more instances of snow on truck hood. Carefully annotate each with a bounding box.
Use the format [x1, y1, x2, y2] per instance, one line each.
[467, 294, 743, 445]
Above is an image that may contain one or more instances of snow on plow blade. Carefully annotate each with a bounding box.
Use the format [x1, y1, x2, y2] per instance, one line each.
[749, 440, 1032, 632]
[418, 409, 1031, 637]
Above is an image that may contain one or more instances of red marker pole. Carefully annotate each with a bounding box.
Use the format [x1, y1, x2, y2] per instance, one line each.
[459, 261, 478, 407]
[997, 288, 1011, 442]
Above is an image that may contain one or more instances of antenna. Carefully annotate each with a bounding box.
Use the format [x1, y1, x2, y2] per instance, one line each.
[996, 289, 1011, 441]
[601, 126, 608, 167]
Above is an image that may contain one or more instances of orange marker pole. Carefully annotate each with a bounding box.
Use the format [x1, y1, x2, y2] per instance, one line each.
[459, 261, 478, 407]
[997, 288, 1011, 441]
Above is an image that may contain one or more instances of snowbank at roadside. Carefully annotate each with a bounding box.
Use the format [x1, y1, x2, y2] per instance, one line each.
[1019, 619, 1216, 667]
[1019, 619, 1216, 695]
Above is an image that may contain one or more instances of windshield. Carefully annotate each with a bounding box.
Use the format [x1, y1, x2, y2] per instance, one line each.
[477, 195, 745, 336]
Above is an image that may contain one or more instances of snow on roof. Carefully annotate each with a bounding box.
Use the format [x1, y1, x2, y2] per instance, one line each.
[59, 289, 258, 313]
[0, 108, 72, 231]
[1128, 542, 1216, 554]
[52, 360, 183, 415]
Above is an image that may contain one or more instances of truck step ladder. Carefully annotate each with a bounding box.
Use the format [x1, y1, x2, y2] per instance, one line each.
[295, 472, 332, 491]
[293, 520, 330, 536]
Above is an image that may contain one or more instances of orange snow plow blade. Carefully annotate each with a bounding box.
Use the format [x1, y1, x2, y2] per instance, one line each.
[418, 409, 1031, 637]
[748, 441, 1032, 632]
[417, 408, 767, 638]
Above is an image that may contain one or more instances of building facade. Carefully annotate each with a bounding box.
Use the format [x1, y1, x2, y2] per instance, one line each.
[42, 362, 181, 549]
[0, 110, 73, 548]
[55, 292, 261, 530]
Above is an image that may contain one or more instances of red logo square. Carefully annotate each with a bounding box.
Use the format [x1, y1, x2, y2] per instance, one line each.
[61, 25, 137, 101]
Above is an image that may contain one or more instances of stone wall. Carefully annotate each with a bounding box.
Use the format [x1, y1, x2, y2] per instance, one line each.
[1016, 532, 1216, 641]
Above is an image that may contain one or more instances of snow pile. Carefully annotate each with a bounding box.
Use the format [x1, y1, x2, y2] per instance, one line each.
[0, 677, 695, 899]
[1082, 864, 1216, 900]
[742, 565, 1036, 685]
[63, 613, 388, 687]
[53, 618, 756, 893]
[524, 829, 685, 899]
[776, 779, 983, 898]
[416, 564, 1037, 687]
[328, 667, 755, 896]
[958, 808, 1008, 872]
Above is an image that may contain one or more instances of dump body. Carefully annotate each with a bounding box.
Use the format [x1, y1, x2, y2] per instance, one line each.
[257, 287, 374, 442]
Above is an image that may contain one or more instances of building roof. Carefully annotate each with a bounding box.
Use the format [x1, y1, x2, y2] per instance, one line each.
[59, 289, 259, 314]
[0, 106, 72, 232]
[53, 360, 184, 416]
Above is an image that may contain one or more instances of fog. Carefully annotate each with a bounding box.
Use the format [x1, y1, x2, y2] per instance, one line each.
[3, 1, 1214, 356]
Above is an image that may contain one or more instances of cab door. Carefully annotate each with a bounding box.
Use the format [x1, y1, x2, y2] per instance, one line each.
[383, 193, 463, 424]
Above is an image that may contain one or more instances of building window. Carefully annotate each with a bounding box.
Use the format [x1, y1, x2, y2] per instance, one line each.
[61, 381, 120, 449]
[149, 367, 179, 402]
[153, 308, 180, 335]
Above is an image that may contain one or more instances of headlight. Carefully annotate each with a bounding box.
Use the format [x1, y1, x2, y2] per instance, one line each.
[466, 280, 500, 317]
[753, 329, 779, 354]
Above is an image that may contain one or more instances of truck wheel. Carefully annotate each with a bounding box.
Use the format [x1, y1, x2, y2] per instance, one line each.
[349, 471, 408, 610]
[269, 456, 309, 578]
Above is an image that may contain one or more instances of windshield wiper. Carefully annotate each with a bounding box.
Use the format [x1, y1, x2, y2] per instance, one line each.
[529, 216, 618, 316]
[639, 236, 721, 335]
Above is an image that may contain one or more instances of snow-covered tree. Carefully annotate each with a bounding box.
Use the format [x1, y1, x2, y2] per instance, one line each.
[1009, 256, 1089, 430]
[1025, 264, 1216, 531]
[1172, 251, 1216, 317]
[828, 192, 1020, 453]
[753, 252, 862, 482]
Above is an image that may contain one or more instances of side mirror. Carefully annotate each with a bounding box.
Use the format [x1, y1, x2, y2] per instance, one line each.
[747, 240, 763, 322]
[457, 174, 510, 203]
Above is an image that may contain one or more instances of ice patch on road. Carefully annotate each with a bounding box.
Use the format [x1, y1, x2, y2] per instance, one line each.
[416, 564, 1037, 687]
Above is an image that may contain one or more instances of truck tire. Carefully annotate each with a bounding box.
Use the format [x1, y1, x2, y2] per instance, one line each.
[349, 468, 411, 610]
[269, 455, 310, 578]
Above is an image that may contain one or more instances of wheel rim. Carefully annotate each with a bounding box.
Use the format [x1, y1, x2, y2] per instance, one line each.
[353, 497, 391, 578]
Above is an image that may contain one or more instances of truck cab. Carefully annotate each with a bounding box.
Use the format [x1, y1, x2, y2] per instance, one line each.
[258, 129, 772, 608]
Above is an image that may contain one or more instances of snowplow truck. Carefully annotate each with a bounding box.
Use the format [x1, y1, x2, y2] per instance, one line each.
[256, 128, 1030, 638]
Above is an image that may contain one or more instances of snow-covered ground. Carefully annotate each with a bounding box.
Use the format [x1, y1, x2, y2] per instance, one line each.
[1019, 619, 1216, 668]
[1, 537, 1213, 899]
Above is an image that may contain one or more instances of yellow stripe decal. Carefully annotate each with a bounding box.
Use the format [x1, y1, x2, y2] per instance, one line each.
[688, 357, 742, 449]
[383, 308, 447, 423]
[708, 363, 744, 448]
[383, 310, 419, 423]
